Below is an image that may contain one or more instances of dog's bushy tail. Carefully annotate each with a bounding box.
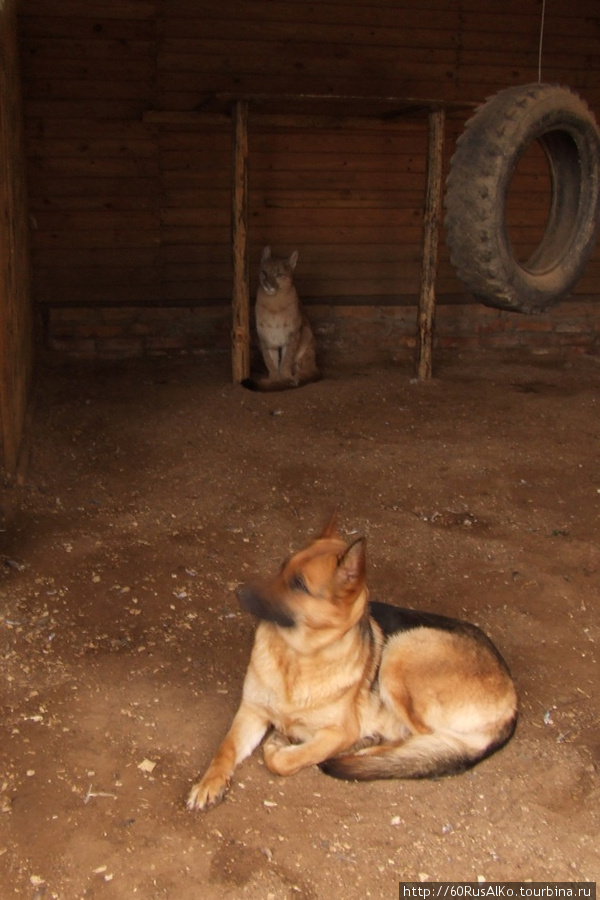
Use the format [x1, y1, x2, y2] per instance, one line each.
[320, 717, 517, 782]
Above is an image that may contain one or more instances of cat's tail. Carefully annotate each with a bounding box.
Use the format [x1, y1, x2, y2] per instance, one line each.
[241, 374, 321, 392]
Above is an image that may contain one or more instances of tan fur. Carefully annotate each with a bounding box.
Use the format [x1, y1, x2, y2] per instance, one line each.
[242, 246, 319, 392]
[187, 518, 517, 811]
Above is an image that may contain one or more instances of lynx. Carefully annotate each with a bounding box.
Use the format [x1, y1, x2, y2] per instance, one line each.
[242, 246, 319, 391]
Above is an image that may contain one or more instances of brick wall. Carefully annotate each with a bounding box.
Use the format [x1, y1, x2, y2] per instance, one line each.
[43, 300, 600, 365]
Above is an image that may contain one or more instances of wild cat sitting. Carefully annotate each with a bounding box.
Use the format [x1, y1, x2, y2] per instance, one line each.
[241, 246, 320, 392]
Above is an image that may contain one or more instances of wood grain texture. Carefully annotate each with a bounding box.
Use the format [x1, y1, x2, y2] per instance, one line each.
[0, 0, 33, 475]
[13, 0, 600, 355]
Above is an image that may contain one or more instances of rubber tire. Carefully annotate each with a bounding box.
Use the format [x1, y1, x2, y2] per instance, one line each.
[444, 83, 600, 314]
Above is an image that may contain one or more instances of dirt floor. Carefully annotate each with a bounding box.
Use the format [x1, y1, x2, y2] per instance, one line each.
[1, 347, 599, 899]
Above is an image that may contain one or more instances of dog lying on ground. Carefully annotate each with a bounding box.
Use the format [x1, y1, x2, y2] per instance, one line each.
[187, 518, 517, 811]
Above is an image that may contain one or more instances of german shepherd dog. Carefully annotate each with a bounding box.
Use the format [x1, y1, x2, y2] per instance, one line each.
[187, 518, 517, 812]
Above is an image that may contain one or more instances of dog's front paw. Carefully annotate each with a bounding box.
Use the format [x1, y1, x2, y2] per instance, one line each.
[264, 731, 292, 754]
[263, 732, 301, 776]
[186, 774, 229, 812]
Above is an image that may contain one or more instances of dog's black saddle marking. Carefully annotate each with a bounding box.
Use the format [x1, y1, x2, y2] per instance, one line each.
[369, 601, 512, 674]
[369, 601, 469, 636]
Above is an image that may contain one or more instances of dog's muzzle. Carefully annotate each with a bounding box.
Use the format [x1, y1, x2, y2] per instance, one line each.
[236, 584, 296, 628]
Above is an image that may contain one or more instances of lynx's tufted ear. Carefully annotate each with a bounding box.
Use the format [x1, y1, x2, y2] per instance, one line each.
[288, 250, 299, 270]
[261, 245, 272, 263]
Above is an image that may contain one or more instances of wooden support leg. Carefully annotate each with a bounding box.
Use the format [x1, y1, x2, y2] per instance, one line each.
[415, 106, 445, 380]
[231, 100, 250, 384]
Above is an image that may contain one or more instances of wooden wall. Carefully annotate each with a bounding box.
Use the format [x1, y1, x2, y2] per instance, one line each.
[15, 0, 600, 358]
[1, 0, 32, 476]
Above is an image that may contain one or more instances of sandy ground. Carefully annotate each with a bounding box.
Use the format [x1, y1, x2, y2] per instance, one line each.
[1, 347, 599, 899]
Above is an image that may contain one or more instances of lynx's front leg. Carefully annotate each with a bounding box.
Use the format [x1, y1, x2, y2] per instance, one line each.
[187, 705, 269, 811]
[279, 331, 302, 381]
[262, 345, 283, 380]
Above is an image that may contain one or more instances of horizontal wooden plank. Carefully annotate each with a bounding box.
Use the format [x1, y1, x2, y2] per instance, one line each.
[158, 127, 426, 153]
[161, 0, 596, 22]
[161, 226, 424, 245]
[33, 265, 159, 288]
[33, 282, 164, 304]
[31, 228, 158, 248]
[158, 48, 458, 80]
[26, 137, 156, 159]
[162, 169, 429, 192]
[26, 175, 158, 198]
[18, 1, 157, 19]
[149, 109, 463, 130]
[161, 149, 428, 174]
[20, 37, 154, 61]
[32, 247, 158, 268]
[162, 188, 428, 211]
[157, 278, 432, 303]
[279, 0, 595, 14]
[155, 76, 470, 108]
[160, 242, 425, 266]
[25, 118, 154, 140]
[21, 57, 154, 82]
[27, 157, 159, 176]
[154, 82, 496, 111]
[30, 209, 159, 231]
[158, 37, 591, 76]
[156, 52, 586, 95]
[160, 256, 423, 284]
[158, 221, 563, 246]
[22, 98, 154, 119]
[21, 76, 153, 100]
[161, 12, 457, 44]
[18, 16, 156, 40]
[162, 206, 423, 229]
[28, 193, 157, 212]
[157, 69, 464, 98]
[250, 132, 428, 154]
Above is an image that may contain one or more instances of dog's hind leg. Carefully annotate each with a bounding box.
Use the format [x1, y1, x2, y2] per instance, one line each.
[321, 626, 517, 782]
[187, 705, 270, 811]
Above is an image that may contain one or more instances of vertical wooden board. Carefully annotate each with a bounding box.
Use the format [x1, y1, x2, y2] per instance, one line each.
[231, 100, 250, 383]
[416, 106, 445, 380]
[0, 0, 33, 477]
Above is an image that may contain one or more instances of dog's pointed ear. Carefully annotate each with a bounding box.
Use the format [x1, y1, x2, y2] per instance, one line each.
[319, 512, 339, 540]
[336, 537, 365, 587]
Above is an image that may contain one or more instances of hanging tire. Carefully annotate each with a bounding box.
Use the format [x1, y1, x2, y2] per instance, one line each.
[444, 83, 600, 314]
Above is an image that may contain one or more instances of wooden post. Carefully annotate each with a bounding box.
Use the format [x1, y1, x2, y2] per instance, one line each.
[415, 106, 445, 381]
[0, 0, 33, 477]
[231, 100, 250, 383]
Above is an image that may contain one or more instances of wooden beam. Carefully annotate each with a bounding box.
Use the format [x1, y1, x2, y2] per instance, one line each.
[415, 106, 445, 381]
[231, 99, 250, 384]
